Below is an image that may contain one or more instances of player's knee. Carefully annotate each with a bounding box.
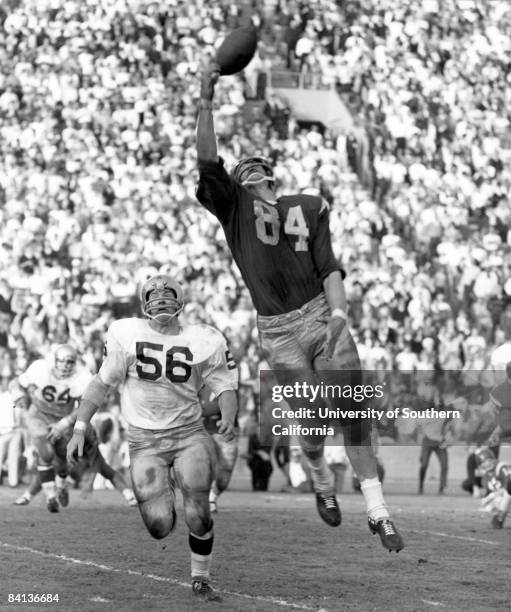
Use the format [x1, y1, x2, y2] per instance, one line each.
[300, 437, 324, 460]
[184, 502, 211, 536]
[36, 440, 55, 465]
[140, 505, 175, 540]
[215, 468, 232, 492]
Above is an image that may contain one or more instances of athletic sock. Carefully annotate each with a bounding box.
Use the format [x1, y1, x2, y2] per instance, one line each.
[360, 477, 390, 521]
[209, 488, 218, 504]
[38, 466, 57, 500]
[307, 456, 334, 494]
[122, 488, 136, 503]
[189, 525, 214, 580]
[56, 475, 67, 490]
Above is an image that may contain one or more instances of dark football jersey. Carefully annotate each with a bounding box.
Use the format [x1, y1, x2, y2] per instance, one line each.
[197, 158, 344, 316]
[489, 380, 511, 436]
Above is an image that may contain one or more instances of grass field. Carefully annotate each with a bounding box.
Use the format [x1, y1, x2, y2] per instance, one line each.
[1, 448, 510, 612]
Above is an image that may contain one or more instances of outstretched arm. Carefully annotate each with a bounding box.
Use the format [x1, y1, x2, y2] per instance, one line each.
[216, 389, 238, 442]
[196, 63, 220, 163]
[66, 374, 114, 463]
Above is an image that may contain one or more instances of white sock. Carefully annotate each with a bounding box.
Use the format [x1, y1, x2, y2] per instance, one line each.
[56, 475, 67, 489]
[209, 489, 218, 504]
[307, 456, 334, 493]
[41, 480, 57, 500]
[360, 477, 389, 521]
[191, 552, 212, 580]
[122, 488, 136, 502]
[190, 528, 213, 580]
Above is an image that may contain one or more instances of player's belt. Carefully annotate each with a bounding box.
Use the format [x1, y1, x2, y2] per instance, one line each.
[257, 292, 327, 328]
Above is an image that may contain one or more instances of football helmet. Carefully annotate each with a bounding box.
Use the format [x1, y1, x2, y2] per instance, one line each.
[475, 446, 498, 475]
[54, 344, 78, 379]
[140, 274, 184, 323]
[231, 156, 275, 187]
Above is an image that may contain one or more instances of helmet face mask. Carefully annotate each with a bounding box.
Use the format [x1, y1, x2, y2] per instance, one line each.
[231, 157, 275, 187]
[54, 345, 77, 379]
[475, 447, 497, 475]
[141, 275, 184, 324]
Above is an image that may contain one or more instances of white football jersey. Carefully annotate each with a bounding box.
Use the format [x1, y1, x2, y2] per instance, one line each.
[18, 359, 93, 419]
[99, 318, 238, 430]
[490, 342, 511, 384]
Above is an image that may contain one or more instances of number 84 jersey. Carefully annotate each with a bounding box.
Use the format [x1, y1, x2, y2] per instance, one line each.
[100, 318, 238, 430]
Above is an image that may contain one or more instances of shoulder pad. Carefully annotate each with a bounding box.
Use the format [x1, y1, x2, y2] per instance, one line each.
[181, 324, 227, 364]
[107, 318, 143, 343]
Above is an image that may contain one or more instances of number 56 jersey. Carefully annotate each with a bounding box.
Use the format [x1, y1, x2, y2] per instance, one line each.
[99, 318, 238, 431]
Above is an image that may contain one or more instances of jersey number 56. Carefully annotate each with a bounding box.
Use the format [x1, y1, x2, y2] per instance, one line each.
[136, 342, 192, 383]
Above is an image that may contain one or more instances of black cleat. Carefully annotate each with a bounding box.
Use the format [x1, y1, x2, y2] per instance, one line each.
[315, 492, 341, 527]
[369, 518, 404, 552]
[58, 487, 69, 507]
[491, 514, 504, 529]
[47, 498, 59, 513]
[192, 578, 221, 602]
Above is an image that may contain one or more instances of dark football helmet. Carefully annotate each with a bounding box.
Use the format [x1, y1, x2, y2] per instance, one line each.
[230, 156, 275, 187]
[475, 446, 498, 475]
[54, 344, 78, 379]
[140, 274, 184, 323]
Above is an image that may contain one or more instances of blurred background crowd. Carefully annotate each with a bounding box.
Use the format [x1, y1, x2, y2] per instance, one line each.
[1, 0, 510, 490]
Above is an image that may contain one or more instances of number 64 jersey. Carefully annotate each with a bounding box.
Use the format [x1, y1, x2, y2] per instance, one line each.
[99, 318, 238, 431]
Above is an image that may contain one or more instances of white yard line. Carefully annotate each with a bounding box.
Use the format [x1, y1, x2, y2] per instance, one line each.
[421, 599, 447, 608]
[409, 529, 500, 546]
[1, 541, 316, 610]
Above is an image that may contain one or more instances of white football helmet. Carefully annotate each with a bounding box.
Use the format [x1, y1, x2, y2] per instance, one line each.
[140, 274, 184, 324]
[54, 344, 78, 379]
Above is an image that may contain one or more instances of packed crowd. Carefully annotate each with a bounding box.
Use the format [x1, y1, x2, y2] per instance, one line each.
[0, 0, 510, 459]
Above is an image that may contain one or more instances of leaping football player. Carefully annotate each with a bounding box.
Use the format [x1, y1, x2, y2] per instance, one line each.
[195, 64, 403, 551]
[200, 386, 239, 513]
[12, 345, 92, 512]
[67, 275, 238, 601]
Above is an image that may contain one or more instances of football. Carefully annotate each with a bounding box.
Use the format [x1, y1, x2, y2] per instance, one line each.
[216, 25, 258, 76]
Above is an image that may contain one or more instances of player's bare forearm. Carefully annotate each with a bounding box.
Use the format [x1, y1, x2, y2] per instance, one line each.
[196, 106, 218, 162]
[322, 271, 348, 359]
[487, 425, 502, 447]
[74, 375, 112, 427]
[202, 400, 221, 418]
[323, 271, 348, 313]
[196, 63, 220, 162]
[218, 390, 238, 426]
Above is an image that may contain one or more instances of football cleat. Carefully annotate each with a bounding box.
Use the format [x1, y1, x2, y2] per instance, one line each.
[47, 498, 59, 513]
[14, 494, 31, 506]
[368, 518, 404, 552]
[192, 578, 221, 602]
[315, 492, 342, 527]
[491, 514, 504, 529]
[58, 487, 69, 507]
